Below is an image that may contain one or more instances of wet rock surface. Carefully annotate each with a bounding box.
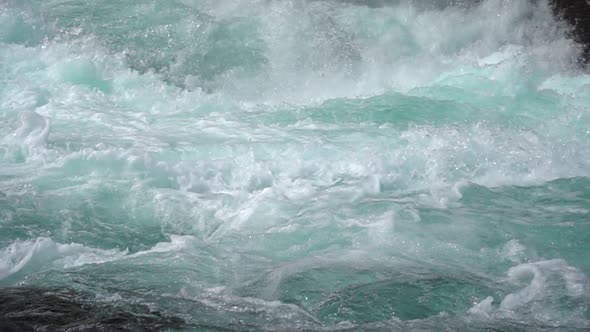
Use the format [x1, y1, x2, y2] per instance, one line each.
[551, 0, 590, 61]
[0, 287, 186, 331]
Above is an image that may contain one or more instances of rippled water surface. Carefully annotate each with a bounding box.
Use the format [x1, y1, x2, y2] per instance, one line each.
[1, 0, 590, 330]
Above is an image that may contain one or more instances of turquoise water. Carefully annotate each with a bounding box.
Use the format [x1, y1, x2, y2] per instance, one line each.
[1, 0, 590, 330]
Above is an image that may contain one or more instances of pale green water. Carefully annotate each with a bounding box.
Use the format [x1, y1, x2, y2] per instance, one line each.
[1, 0, 590, 330]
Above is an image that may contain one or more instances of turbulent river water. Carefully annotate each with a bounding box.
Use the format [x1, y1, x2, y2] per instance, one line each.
[1, 0, 590, 330]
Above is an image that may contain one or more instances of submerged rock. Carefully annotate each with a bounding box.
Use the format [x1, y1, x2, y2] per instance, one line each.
[0, 287, 186, 331]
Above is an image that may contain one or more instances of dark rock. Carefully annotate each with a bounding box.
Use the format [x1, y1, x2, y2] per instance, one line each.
[550, 0, 590, 62]
[0, 287, 186, 331]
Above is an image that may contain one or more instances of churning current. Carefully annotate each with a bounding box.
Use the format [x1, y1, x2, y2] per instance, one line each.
[1, 0, 590, 331]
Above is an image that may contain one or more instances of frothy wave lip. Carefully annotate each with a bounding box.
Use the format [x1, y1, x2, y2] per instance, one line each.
[467, 258, 590, 323]
[0, 235, 197, 281]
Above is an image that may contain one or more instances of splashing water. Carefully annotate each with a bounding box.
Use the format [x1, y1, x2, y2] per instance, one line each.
[1, 0, 590, 330]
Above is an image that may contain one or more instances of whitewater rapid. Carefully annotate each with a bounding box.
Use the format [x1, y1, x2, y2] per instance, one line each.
[1, 0, 590, 330]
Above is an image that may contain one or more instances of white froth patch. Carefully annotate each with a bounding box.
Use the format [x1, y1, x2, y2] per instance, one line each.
[500, 259, 589, 311]
[468, 296, 495, 316]
[467, 259, 589, 324]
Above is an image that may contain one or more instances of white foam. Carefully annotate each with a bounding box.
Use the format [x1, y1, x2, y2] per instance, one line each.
[0, 237, 127, 280]
[171, 0, 577, 103]
[466, 259, 589, 323]
[500, 262, 546, 310]
[499, 259, 588, 311]
[130, 235, 196, 257]
[177, 285, 322, 327]
[0, 0, 585, 212]
[468, 296, 495, 316]
[0, 110, 51, 163]
[12, 110, 50, 146]
[0, 237, 56, 280]
[367, 211, 396, 244]
[0, 235, 199, 281]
